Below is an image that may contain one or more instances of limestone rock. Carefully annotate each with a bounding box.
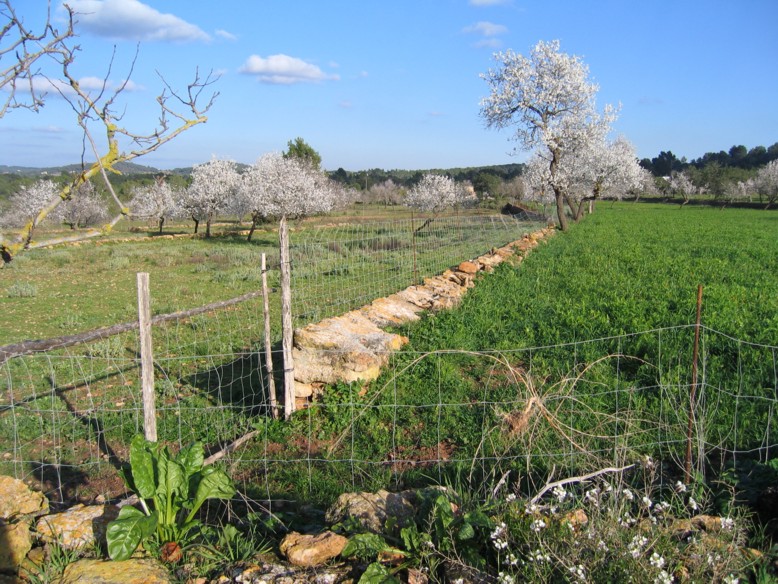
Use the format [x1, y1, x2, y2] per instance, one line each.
[457, 261, 479, 275]
[280, 531, 348, 567]
[359, 296, 423, 328]
[215, 561, 354, 583]
[293, 312, 408, 385]
[59, 559, 170, 584]
[0, 476, 49, 520]
[325, 487, 447, 535]
[0, 521, 32, 572]
[36, 503, 119, 550]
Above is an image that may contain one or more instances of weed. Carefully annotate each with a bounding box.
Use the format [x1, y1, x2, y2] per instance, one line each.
[7, 282, 38, 297]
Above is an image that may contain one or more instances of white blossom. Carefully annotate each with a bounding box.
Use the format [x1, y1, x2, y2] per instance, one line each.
[404, 173, 467, 213]
[179, 158, 240, 237]
[0, 179, 58, 229]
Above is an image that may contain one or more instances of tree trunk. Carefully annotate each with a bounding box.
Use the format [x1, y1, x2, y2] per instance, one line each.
[158, 216, 164, 234]
[205, 218, 212, 238]
[554, 189, 568, 231]
[247, 215, 258, 242]
[192, 218, 199, 234]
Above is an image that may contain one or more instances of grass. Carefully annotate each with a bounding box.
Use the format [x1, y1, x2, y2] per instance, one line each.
[2, 202, 776, 581]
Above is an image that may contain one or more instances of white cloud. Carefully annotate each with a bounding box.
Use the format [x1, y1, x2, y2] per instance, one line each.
[68, 0, 210, 42]
[463, 21, 508, 37]
[239, 54, 340, 85]
[78, 76, 144, 91]
[215, 29, 238, 41]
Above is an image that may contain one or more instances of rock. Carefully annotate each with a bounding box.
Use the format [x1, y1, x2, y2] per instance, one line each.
[0, 475, 49, 520]
[325, 487, 448, 535]
[457, 261, 479, 275]
[58, 558, 170, 584]
[36, 503, 119, 550]
[360, 296, 423, 328]
[293, 312, 408, 385]
[0, 521, 32, 572]
[280, 531, 348, 567]
[562, 509, 588, 531]
[215, 561, 354, 583]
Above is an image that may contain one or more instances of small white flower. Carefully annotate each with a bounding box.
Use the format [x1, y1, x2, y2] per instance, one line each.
[505, 493, 517, 502]
[675, 480, 687, 493]
[525, 503, 540, 515]
[553, 485, 568, 502]
[529, 549, 549, 563]
[720, 517, 735, 531]
[642, 495, 653, 508]
[530, 519, 546, 532]
[650, 552, 666, 569]
[688, 497, 699, 511]
[567, 564, 586, 582]
[628, 534, 648, 559]
[597, 539, 609, 552]
[497, 571, 514, 584]
[644, 455, 655, 469]
[623, 488, 634, 501]
[654, 569, 673, 584]
[723, 575, 739, 584]
[503, 553, 520, 566]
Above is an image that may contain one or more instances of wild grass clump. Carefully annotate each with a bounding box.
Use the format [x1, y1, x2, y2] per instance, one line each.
[7, 282, 38, 297]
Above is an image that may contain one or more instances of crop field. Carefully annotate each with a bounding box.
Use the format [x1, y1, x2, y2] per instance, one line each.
[2, 202, 776, 581]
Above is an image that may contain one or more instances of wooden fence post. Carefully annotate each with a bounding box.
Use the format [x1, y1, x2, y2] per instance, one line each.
[136, 272, 157, 442]
[684, 284, 704, 483]
[279, 216, 296, 419]
[261, 253, 278, 419]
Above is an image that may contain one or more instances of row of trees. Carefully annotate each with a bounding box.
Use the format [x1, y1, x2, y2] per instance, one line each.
[1, 141, 480, 243]
[642, 143, 778, 177]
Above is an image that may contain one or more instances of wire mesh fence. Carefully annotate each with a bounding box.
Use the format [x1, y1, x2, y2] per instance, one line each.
[2, 322, 775, 507]
[289, 213, 547, 326]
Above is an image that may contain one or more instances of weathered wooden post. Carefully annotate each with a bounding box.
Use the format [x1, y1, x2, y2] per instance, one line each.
[136, 272, 157, 442]
[278, 217, 296, 419]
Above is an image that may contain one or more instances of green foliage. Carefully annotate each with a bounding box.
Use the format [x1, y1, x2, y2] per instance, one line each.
[106, 435, 236, 561]
[283, 137, 322, 170]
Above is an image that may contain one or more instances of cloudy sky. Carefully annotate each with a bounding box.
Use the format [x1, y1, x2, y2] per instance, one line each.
[1, 0, 777, 171]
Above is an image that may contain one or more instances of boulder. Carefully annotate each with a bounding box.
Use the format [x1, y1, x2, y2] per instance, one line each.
[58, 559, 170, 584]
[0, 522, 32, 573]
[0, 476, 49, 521]
[35, 503, 119, 550]
[279, 531, 348, 567]
[293, 312, 408, 385]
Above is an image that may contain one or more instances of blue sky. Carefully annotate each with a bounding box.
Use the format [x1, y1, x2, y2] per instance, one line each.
[2, 0, 777, 171]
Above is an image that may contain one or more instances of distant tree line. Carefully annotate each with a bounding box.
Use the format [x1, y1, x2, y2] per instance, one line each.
[640, 142, 778, 176]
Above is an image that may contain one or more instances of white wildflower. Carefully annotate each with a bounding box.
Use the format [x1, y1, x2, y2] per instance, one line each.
[723, 575, 739, 584]
[654, 569, 673, 584]
[553, 485, 568, 502]
[642, 495, 653, 508]
[530, 519, 546, 532]
[529, 549, 550, 563]
[568, 564, 585, 582]
[628, 534, 648, 559]
[503, 553, 520, 566]
[688, 497, 699, 511]
[623, 488, 634, 501]
[525, 503, 540, 515]
[675, 480, 687, 493]
[505, 493, 517, 503]
[649, 552, 666, 569]
[497, 571, 514, 584]
[720, 517, 735, 531]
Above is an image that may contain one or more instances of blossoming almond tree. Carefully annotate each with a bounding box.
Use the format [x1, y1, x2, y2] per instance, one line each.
[129, 177, 179, 234]
[238, 151, 344, 418]
[182, 159, 240, 238]
[754, 159, 778, 208]
[480, 40, 615, 231]
[404, 173, 467, 214]
[0, 180, 59, 239]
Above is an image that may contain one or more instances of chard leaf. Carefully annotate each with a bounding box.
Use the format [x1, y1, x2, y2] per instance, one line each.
[129, 435, 156, 500]
[106, 505, 158, 561]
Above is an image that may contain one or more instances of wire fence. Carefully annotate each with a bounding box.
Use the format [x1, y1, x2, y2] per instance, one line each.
[290, 213, 546, 326]
[2, 321, 775, 507]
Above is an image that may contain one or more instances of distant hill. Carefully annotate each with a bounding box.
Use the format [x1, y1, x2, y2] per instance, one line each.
[0, 161, 165, 176]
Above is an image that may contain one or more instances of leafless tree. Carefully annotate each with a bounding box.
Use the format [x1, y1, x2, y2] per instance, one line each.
[0, 1, 219, 265]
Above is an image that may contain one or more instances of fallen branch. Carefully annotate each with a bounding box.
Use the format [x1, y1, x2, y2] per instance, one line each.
[530, 464, 635, 505]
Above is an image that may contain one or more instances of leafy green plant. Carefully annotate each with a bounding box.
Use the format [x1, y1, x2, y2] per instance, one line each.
[23, 539, 82, 584]
[106, 435, 236, 561]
